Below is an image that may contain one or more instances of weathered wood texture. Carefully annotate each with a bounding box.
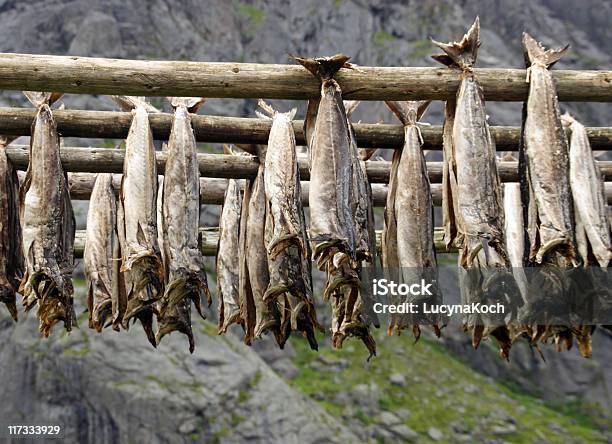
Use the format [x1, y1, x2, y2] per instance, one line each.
[7, 146, 612, 184]
[0, 53, 610, 101]
[2, 108, 612, 150]
[67, 174, 612, 206]
[72, 227, 452, 258]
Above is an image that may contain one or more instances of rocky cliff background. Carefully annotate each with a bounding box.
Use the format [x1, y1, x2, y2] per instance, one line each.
[0, 1, 611, 443]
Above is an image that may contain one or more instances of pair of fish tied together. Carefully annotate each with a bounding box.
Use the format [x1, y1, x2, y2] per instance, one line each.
[434, 18, 518, 359]
[232, 100, 318, 351]
[292, 54, 378, 358]
[84, 96, 211, 353]
[516, 33, 612, 357]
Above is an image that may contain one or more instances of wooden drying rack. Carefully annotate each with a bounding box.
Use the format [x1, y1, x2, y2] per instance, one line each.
[0, 52, 610, 257]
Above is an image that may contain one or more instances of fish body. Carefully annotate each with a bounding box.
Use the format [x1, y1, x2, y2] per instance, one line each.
[433, 19, 513, 358]
[239, 148, 283, 346]
[295, 55, 356, 266]
[564, 114, 612, 267]
[522, 33, 575, 264]
[384, 101, 441, 337]
[258, 101, 318, 349]
[503, 182, 530, 307]
[294, 54, 376, 357]
[20, 93, 75, 335]
[156, 98, 210, 353]
[0, 137, 23, 320]
[84, 173, 121, 331]
[118, 99, 164, 346]
[217, 176, 243, 333]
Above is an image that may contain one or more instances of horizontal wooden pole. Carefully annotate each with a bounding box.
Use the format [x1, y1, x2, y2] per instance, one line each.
[0, 53, 610, 101]
[2, 108, 612, 150]
[7, 146, 612, 184]
[72, 227, 452, 258]
[65, 173, 612, 207]
[66, 173, 417, 206]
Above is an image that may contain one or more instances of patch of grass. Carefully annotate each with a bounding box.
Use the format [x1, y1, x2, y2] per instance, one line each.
[289, 330, 606, 442]
[237, 3, 266, 26]
[372, 31, 395, 47]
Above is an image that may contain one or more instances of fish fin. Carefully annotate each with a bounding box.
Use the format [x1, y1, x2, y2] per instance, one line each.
[257, 99, 276, 118]
[431, 17, 480, 70]
[109, 96, 160, 113]
[223, 144, 235, 155]
[291, 53, 351, 81]
[522, 33, 569, 68]
[344, 100, 360, 118]
[23, 91, 64, 107]
[385, 101, 430, 125]
[167, 97, 206, 113]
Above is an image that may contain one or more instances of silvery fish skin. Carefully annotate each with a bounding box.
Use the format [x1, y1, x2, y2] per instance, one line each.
[433, 19, 508, 269]
[384, 101, 441, 338]
[433, 19, 514, 358]
[239, 148, 284, 346]
[84, 173, 120, 331]
[522, 33, 575, 265]
[0, 137, 22, 321]
[258, 101, 318, 350]
[345, 101, 375, 263]
[156, 97, 209, 353]
[294, 55, 376, 357]
[217, 175, 243, 334]
[503, 182, 529, 298]
[441, 99, 459, 250]
[118, 99, 164, 346]
[294, 55, 356, 267]
[20, 93, 76, 336]
[343, 101, 380, 338]
[564, 114, 612, 267]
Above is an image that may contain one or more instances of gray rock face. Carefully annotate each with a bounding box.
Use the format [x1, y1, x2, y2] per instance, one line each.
[0, 315, 358, 444]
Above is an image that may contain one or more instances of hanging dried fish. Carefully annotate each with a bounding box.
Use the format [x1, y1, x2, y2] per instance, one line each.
[257, 100, 318, 350]
[563, 114, 612, 267]
[344, 101, 380, 333]
[433, 18, 515, 358]
[84, 173, 124, 331]
[217, 151, 243, 334]
[19, 92, 76, 336]
[0, 136, 23, 321]
[519, 34, 584, 353]
[156, 97, 210, 353]
[384, 100, 441, 339]
[293, 54, 376, 358]
[522, 33, 575, 265]
[502, 179, 529, 301]
[563, 114, 611, 357]
[238, 145, 285, 346]
[113, 96, 164, 346]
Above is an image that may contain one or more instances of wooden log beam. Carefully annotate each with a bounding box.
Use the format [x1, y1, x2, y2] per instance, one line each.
[7, 146, 612, 184]
[0, 53, 610, 101]
[2, 108, 612, 150]
[72, 227, 453, 258]
[67, 175, 612, 207]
